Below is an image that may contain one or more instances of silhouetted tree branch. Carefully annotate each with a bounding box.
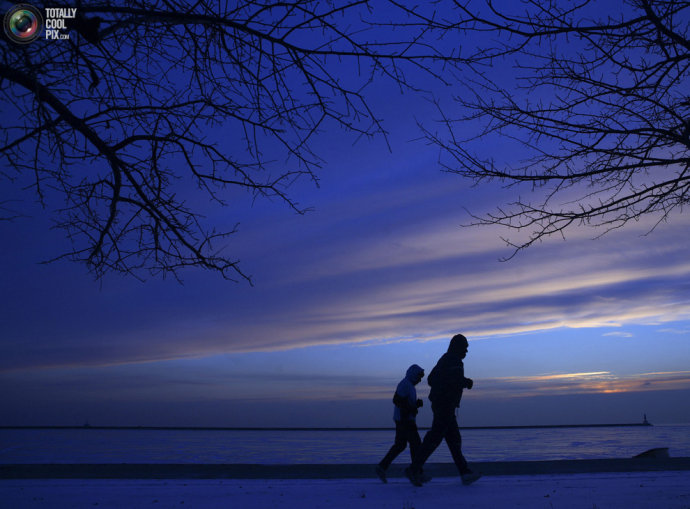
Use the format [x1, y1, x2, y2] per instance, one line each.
[0, 0, 458, 282]
[418, 0, 690, 257]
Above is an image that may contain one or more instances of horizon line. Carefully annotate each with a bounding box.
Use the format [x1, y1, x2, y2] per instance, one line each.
[0, 422, 655, 431]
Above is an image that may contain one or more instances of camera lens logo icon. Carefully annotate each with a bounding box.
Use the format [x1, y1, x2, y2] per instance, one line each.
[4, 4, 43, 44]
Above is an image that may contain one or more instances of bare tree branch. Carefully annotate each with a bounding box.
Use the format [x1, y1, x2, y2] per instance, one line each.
[0, 0, 460, 282]
[417, 0, 690, 257]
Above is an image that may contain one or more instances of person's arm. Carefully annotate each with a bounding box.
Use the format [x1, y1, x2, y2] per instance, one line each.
[457, 361, 473, 389]
[393, 384, 418, 416]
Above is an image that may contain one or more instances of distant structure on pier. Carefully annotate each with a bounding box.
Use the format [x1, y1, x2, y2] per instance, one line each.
[642, 413, 650, 426]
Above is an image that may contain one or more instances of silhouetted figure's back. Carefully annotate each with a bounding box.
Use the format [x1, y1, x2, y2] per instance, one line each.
[428, 335, 470, 408]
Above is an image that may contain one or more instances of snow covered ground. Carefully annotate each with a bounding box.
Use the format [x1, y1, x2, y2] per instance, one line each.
[2, 471, 689, 509]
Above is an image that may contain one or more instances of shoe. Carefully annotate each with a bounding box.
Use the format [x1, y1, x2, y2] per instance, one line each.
[461, 470, 482, 486]
[375, 465, 387, 483]
[405, 466, 423, 487]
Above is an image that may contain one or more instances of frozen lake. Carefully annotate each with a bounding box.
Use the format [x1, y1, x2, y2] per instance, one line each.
[1, 425, 688, 464]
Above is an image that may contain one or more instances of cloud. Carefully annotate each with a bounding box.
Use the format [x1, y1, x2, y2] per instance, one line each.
[658, 328, 690, 335]
[2, 169, 690, 371]
[474, 370, 690, 399]
[4, 221, 689, 371]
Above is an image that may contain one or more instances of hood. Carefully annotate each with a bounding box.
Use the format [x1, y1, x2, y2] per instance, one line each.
[406, 364, 424, 381]
[447, 334, 468, 355]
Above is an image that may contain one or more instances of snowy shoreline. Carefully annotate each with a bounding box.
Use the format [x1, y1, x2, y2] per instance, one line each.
[2, 471, 689, 509]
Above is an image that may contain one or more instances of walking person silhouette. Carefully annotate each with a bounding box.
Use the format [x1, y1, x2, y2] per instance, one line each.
[405, 334, 481, 486]
[376, 364, 426, 483]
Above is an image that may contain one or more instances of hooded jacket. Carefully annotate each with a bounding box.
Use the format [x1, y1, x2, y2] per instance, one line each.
[428, 335, 472, 409]
[393, 364, 424, 422]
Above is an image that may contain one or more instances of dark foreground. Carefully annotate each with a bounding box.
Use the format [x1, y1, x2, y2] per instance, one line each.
[2, 457, 689, 479]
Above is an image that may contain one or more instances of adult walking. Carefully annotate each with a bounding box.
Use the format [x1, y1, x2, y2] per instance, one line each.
[406, 333, 481, 486]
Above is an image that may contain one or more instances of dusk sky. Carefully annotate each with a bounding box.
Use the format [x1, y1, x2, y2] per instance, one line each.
[2, 1, 689, 428]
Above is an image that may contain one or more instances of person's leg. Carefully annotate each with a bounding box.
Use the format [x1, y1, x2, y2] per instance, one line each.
[443, 414, 469, 474]
[411, 407, 447, 472]
[379, 421, 407, 470]
[405, 421, 422, 465]
[405, 407, 451, 486]
[443, 413, 481, 485]
[404, 420, 433, 483]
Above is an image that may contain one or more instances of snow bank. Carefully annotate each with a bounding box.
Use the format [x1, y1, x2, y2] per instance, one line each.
[2, 471, 689, 509]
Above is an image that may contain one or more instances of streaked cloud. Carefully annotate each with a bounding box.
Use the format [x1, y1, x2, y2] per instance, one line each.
[2, 158, 689, 373]
[658, 328, 690, 335]
[3, 212, 689, 371]
[475, 370, 690, 399]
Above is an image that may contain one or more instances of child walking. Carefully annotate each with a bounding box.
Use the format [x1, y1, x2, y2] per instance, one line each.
[376, 364, 425, 483]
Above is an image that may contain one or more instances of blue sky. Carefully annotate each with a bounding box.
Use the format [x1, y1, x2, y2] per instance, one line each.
[3, 109, 689, 426]
[2, 1, 690, 428]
